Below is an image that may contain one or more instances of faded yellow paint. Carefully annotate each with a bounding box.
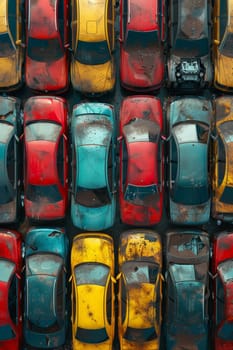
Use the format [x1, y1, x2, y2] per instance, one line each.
[213, 96, 233, 218]
[71, 233, 115, 350]
[213, 0, 233, 91]
[0, 0, 7, 33]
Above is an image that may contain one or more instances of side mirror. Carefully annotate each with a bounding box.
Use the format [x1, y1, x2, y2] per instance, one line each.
[214, 39, 220, 45]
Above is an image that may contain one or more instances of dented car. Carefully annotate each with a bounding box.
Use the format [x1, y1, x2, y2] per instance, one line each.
[25, 0, 69, 93]
[70, 233, 115, 350]
[0, 96, 21, 224]
[24, 96, 68, 221]
[213, 0, 233, 91]
[0, 0, 24, 90]
[24, 228, 69, 349]
[71, 0, 115, 94]
[71, 102, 116, 231]
[165, 230, 209, 350]
[118, 229, 163, 350]
[212, 231, 233, 350]
[119, 0, 165, 91]
[212, 96, 233, 222]
[167, 96, 212, 225]
[167, 0, 212, 90]
[0, 230, 23, 350]
[119, 96, 164, 226]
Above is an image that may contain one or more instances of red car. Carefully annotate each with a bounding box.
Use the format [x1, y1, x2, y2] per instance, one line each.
[212, 231, 233, 350]
[0, 230, 23, 350]
[120, 0, 165, 91]
[24, 96, 68, 221]
[119, 95, 164, 226]
[25, 0, 69, 92]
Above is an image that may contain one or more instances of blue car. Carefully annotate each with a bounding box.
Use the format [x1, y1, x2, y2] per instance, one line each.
[167, 96, 212, 225]
[71, 102, 116, 230]
[165, 230, 210, 350]
[24, 228, 69, 349]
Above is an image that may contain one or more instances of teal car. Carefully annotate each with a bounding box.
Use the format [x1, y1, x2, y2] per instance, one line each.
[167, 97, 212, 225]
[71, 102, 116, 230]
[24, 228, 69, 349]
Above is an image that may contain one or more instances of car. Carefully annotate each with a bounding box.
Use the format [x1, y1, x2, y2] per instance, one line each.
[23, 96, 68, 221]
[167, 96, 212, 225]
[119, 0, 165, 91]
[0, 0, 24, 91]
[212, 231, 233, 350]
[0, 96, 22, 224]
[165, 230, 210, 350]
[213, 0, 233, 91]
[25, 0, 69, 92]
[119, 95, 164, 226]
[0, 230, 23, 350]
[212, 96, 233, 222]
[24, 227, 69, 349]
[117, 229, 163, 350]
[167, 0, 212, 90]
[70, 233, 115, 350]
[71, 102, 116, 230]
[70, 0, 115, 94]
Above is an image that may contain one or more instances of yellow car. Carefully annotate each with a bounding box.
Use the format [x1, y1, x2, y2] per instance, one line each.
[71, 0, 115, 94]
[70, 233, 115, 350]
[0, 0, 23, 90]
[117, 229, 163, 350]
[213, 0, 233, 91]
[212, 96, 233, 222]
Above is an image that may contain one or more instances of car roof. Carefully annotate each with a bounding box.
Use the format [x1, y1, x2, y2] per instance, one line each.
[28, 0, 58, 38]
[127, 0, 159, 31]
[78, 0, 107, 42]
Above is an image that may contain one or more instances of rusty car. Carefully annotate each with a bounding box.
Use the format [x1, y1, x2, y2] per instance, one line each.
[213, 0, 233, 91]
[119, 95, 164, 226]
[23, 96, 68, 222]
[212, 96, 233, 223]
[24, 227, 69, 349]
[0, 230, 23, 350]
[70, 233, 115, 350]
[165, 230, 210, 350]
[167, 0, 212, 90]
[212, 231, 233, 350]
[70, 0, 115, 94]
[0, 0, 24, 91]
[166, 96, 212, 225]
[117, 229, 163, 350]
[71, 102, 116, 231]
[119, 0, 165, 91]
[0, 96, 22, 224]
[25, 0, 69, 93]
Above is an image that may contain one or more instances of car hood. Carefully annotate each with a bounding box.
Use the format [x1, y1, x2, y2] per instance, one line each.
[71, 199, 115, 230]
[121, 47, 164, 89]
[71, 59, 115, 93]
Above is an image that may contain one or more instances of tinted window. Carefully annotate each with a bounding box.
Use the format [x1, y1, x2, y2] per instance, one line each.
[26, 122, 61, 142]
[0, 33, 15, 57]
[8, 0, 17, 41]
[75, 327, 109, 343]
[217, 136, 225, 187]
[220, 186, 233, 204]
[124, 184, 159, 206]
[172, 184, 209, 205]
[27, 37, 64, 62]
[220, 32, 233, 57]
[106, 280, 112, 325]
[219, 0, 227, 40]
[8, 274, 17, 324]
[74, 40, 111, 65]
[121, 277, 127, 323]
[124, 326, 157, 341]
[74, 263, 109, 286]
[0, 325, 15, 340]
[75, 186, 111, 207]
[57, 0, 65, 43]
[0, 260, 14, 282]
[56, 270, 65, 321]
[125, 30, 159, 49]
[7, 137, 16, 188]
[57, 137, 65, 186]
[26, 184, 62, 202]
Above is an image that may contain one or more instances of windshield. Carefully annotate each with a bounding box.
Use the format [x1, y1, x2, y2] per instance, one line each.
[124, 184, 159, 206]
[220, 186, 233, 204]
[74, 40, 110, 65]
[27, 37, 64, 62]
[0, 260, 14, 282]
[0, 32, 15, 57]
[26, 184, 62, 203]
[173, 37, 209, 57]
[218, 322, 233, 340]
[26, 122, 61, 142]
[172, 184, 209, 205]
[125, 30, 159, 49]
[74, 263, 109, 286]
[0, 325, 15, 340]
[75, 186, 111, 207]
